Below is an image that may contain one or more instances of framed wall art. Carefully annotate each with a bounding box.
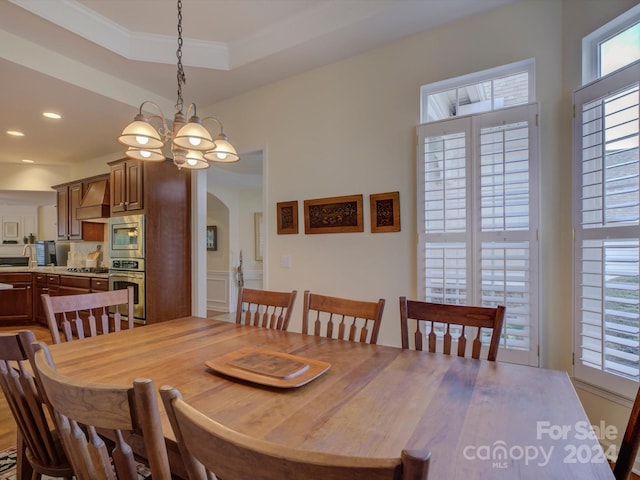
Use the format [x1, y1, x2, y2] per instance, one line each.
[370, 191, 400, 233]
[277, 201, 299, 234]
[206, 225, 218, 251]
[304, 194, 363, 234]
[2, 221, 18, 239]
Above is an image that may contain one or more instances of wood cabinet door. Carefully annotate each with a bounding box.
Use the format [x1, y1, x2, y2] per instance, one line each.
[110, 162, 127, 213]
[68, 181, 84, 240]
[56, 186, 69, 239]
[91, 277, 108, 292]
[0, 283, 33, 323]
[34, 283, 49, 325]
[125, 160, 143, 211]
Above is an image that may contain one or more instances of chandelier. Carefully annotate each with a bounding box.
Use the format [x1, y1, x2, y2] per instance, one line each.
[117, 0, 239, 170]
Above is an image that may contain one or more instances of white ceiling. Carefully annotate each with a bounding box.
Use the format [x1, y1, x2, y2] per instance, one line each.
[0, 0, 517, 174]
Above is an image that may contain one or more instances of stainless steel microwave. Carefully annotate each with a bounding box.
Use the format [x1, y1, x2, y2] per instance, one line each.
[108, 214, 145, 258]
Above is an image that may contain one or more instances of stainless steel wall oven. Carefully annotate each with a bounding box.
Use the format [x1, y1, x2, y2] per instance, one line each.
[109, 258, 145, 324]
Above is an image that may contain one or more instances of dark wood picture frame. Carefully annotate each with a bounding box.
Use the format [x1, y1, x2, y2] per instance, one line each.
[206, 225, 218, 251]
[304, 194, 364, 234]
[370, 191, 400, 233]
[276, 201, 299, 234]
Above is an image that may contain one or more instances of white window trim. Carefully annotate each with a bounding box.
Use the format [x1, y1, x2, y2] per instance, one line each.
[582, 3, 640, 84]
[572, 60, 640, 400]
[420, 58, 535, 124]
[417, 103, 540, 366]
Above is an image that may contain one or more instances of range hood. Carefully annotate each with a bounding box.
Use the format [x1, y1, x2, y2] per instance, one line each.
[76, 179, 110, 220]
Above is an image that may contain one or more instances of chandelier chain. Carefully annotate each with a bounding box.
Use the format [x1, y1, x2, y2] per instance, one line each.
[175, 0, 186, 113]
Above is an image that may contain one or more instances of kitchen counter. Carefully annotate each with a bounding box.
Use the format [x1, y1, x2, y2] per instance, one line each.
[0, 283, 12, 289]
[0, 266, 109, 279]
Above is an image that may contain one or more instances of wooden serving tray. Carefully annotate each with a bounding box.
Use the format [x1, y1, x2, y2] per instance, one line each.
[205, 348, 330, 388]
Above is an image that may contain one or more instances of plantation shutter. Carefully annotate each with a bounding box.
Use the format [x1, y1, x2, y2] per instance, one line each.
[573, 61, 640, 399]
[417, 104, 539, 366]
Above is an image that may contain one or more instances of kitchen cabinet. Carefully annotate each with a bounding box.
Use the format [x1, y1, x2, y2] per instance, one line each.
[34, 273, 59, 326]
[58, 275, 91, 296]
[53, 174, 108, 241]
[0, 273, 33, 324]
[108, 158, 191, 324]
[91, 277, 108, 292]
[55, 181, 83, 240]
[110, 159, 143, 213]
[46, 274, 108, 336]
[34, 273, 107, 326]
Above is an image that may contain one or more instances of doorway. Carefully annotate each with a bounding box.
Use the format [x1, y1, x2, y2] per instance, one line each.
[204, 150, 264, 314]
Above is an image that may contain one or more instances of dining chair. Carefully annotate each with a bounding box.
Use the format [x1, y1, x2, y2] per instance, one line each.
[160, 385, 430, 480]
[31, 341, 172, 480]
[399, 297, 506, 361]
[302, 290, 385, 344]
[613, 384, 640, 480]
[235, 286, 298, 330]
[42, 286, 134, 344]
[0, 330, 74, 480]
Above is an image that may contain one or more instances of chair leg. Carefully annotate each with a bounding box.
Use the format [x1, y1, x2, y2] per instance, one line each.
[16, 431, 34, 480]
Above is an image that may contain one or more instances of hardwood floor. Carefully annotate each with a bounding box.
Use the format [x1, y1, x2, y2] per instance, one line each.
[0, 324, 52, 450]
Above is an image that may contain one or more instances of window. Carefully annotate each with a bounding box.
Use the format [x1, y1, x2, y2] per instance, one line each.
[574, 4, 640, 399]
[573, 62, 640, 399]
[421, 59, 534, 123]
[418, 62, 539, 366]
[582, 4, 640, 83]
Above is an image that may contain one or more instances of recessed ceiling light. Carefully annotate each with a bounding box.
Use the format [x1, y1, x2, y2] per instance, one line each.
[7, 130, 24, 137]
[21, 159, 34, 164]
[43, 112, 61, 119]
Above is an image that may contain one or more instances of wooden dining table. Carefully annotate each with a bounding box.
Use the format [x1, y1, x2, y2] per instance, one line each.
[44, 316, 614, 479]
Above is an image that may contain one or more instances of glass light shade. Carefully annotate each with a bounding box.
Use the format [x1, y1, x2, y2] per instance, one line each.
[173, 118, 215, 151]
[203, 133, 240, 163]
[125, 147, 165, 162]
[118, 119, 164, 149]
[183, 150, 211, 170]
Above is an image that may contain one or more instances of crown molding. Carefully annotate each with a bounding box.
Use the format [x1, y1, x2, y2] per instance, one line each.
[9, 0, 229, 70]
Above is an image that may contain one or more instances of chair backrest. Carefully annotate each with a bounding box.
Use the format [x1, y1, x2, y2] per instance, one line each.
[399, 297, 506, 361]
[32, 342, 171, 480]
[235, 287, 298, 330]
[160, 385, 430, 480]
[302, 290, 385, 344]
[0, 330, 73, 479]
[42, 286, 134, 344]
[614, 385, 640, 480]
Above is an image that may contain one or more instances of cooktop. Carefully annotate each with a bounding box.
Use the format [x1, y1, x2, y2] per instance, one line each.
[66, 267, 109, 274]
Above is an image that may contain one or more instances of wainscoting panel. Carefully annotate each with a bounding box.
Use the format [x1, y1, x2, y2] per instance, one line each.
[207, 269, 263, 313]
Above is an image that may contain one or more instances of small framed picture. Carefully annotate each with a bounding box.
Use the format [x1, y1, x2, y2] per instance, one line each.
[3, 221, 18, 239]
[206, 225, 217, 251]
[277, 201, 299, 234]
[304, 194, 363, 234]
[370, 192, 400, 233]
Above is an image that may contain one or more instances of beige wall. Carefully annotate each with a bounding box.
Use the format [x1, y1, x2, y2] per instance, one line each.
[203, 0, 566, 349]
[195, 0, 639, 451]
[0, 163, 70, 190]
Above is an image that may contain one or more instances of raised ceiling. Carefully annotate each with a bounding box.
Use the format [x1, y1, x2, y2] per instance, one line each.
[0, 0, 517, 168]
